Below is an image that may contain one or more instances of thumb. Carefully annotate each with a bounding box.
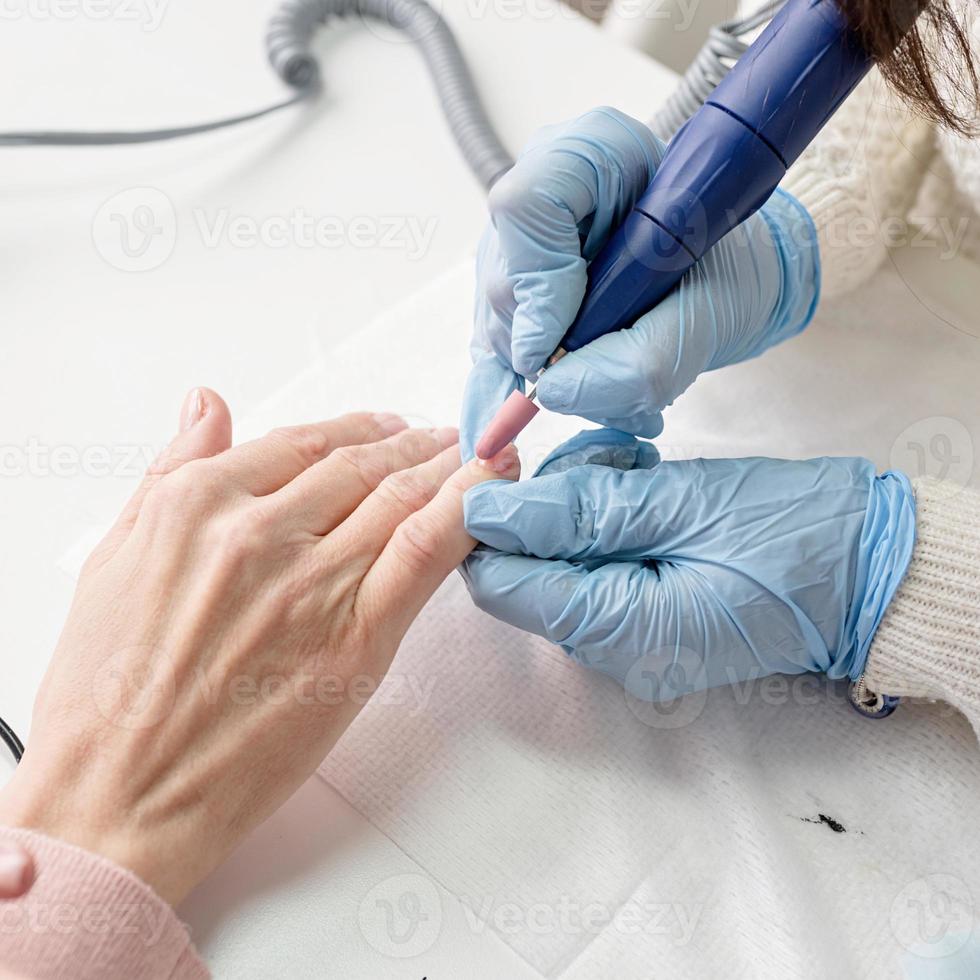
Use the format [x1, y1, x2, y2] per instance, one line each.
[91, 388, 232, 566]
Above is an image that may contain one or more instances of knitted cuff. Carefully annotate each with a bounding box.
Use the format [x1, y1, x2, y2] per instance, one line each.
[861, 478, 980, 733]
[0, 827, 208, 979]
[778, 166, 874, 301]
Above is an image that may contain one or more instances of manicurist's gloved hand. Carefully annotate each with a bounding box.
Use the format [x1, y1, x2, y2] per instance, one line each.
[460, 107, 820, 457]
[461, 430, 917, 701]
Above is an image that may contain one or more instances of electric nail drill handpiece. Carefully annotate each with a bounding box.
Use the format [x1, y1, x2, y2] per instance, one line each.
[475, 0, 904, 459]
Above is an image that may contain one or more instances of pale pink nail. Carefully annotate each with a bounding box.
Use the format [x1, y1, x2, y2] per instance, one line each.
[180, 388, 206, 433]
[0, 845, 33, 897]
[484, 444, 520, 475]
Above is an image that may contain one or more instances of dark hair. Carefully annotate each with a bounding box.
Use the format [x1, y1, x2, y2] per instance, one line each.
[839, 0, 980, 135]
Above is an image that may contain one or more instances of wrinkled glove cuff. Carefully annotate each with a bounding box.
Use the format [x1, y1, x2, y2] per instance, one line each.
[757, 186, 821, 347]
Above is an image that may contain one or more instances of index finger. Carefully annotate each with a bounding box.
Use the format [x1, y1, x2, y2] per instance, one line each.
[486, 108, 662, 375]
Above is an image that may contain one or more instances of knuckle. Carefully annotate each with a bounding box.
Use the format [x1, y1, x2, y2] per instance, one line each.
[579, 105, 620, 127]
[581, 106, 654, 150]
[465, 576, 494, 613]
[391, 514, 443, 575]
[392, 429, 442, 465]
[144, 447, 183, 478]
[642, 358, 673, 407]
[442, 468, 473, 499]
[78, 548, 106, 581]
[570, 108, 662, 185]
[377, 469, 437, 513]
[487, 165, 536, 221]
[211, 506, 275, 564]
[275, 555, 328, 616]
[332, 444, 387, 491]
[141, 477, 179, 515]
[144, 459, 217, 514]
[268, 424, 330, 465]
[484, 273, 516, 321]
[337, 411, 375, 428]
[581, 105, 632, 131]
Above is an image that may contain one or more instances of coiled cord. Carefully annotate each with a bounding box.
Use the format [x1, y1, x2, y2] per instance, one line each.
[650, 0, 785, 141]
[268, 0, 513, 189]
[0, 0, 513, 190]
[0, 0, 787, 180]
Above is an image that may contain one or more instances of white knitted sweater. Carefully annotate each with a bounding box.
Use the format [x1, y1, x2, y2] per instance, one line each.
[779, 15, 980, 735]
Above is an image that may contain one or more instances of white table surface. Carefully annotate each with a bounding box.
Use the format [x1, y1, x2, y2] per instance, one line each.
[0, 1, 678, 976]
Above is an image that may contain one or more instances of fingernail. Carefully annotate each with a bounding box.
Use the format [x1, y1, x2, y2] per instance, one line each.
[482, 444, 520, 476]
[0, 845, 33, 897]
[373, 412, 408, 436]
[434, 426, 459, 448]
[180, 388, 206, 433]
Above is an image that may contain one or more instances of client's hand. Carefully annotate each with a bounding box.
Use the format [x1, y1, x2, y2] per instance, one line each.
[460, 106, 820, 456]
[461, 430, 915, 702]
[0, 388, 519, 905]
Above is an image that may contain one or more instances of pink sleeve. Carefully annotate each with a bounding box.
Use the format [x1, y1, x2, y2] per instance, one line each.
[0, 828, 208, 980]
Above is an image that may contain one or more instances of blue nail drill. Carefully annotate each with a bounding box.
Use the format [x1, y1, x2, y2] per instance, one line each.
[476, 0, 921, 458]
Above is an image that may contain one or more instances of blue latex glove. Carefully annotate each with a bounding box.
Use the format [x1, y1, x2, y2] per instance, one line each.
[461, 430, 916, 701]
[460, 107, 820, 459]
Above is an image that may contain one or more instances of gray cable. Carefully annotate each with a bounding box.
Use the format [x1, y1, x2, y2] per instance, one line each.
[0, 93, 308, 147]
[267, 0, 513, 188]
[0, 0, 786, 182]
[650, 0, 785, 141]
[0, 0, 513, 190]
